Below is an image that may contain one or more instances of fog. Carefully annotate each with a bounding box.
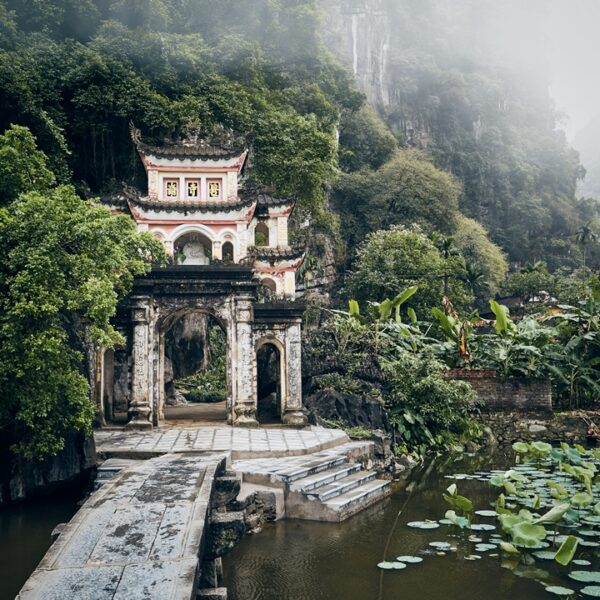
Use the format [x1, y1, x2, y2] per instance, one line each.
[463, 0, 600, 140]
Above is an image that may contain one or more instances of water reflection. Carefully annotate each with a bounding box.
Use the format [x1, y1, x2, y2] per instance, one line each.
[224, 452, 588, 600]
[0, 493, 80, 600]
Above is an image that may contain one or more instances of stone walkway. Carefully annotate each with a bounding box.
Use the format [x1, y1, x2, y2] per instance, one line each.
[95, 425, 349, 460]
[17, 453, 227, 600]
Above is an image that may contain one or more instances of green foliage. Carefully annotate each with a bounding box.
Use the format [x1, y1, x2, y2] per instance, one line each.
[453, 216, 508, 300]
[0, 0, 361, 229]
[346, 225, 470, 315]
[377, 2, 592, 269]
[338, 104, 397, 172]
[0, 134, 165, 458]
[303, 303, 481, 457]
[0, 125, 56, 203]
[334, 150, 462, 255]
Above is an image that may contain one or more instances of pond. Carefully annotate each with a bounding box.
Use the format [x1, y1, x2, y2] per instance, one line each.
[223, 450, 600, 600]
[0, 492, 81, 600]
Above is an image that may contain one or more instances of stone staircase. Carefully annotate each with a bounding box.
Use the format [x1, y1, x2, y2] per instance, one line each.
[232, 442, 392, 522]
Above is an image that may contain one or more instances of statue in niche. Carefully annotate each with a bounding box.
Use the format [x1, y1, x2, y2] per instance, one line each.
[179, 235, 211, 265]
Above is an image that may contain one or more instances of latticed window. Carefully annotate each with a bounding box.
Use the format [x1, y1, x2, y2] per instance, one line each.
[165, 179, 179, 199]
[208, 179, 221, 199]
[186, 179, 200, 198]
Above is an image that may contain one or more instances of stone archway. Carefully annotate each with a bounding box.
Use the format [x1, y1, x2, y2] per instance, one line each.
[96, 266, 306, 430]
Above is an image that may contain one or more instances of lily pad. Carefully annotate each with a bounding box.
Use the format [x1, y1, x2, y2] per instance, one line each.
[532, 551, 556, 560]
[569, 571, 600, 583]
[429, 542, 452, 551]
[581, 586, 600, 597]
[396, 555, 423, 564]
[377, 561, 406, 570]
[470, 523, 496, 531]
[407, 521, 440, 530]
[475, 543, 497, 552]
[574, 560, 592, 566]
[545, 586, 576, 596]
[475, 510, 497, 517]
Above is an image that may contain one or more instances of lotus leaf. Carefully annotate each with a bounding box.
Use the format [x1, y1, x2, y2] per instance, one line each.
[545, 586, 576, 596]
[534, 503, 570, 524]
[396, 556, 422, 563]
[444, 510, 469, 529]
[569, 571, 600, 583]
[572, 492, 593, 507]
[499, 541, 520, 554]
[581, 586, 600, 597]
[511, 522, 547, 547]
[554, 535, 578, 566]
[512, 442, 529, 454]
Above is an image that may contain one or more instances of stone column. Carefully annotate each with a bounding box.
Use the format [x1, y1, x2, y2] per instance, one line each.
[126, 299, 153, 429]
[282, 321, 307, 426]
[212, 240, 222, 261]
[233, 298, 258, 426]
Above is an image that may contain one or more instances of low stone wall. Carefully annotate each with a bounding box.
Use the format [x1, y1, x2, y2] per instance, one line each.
[446, 369, 552, 413]
[480, 411, 599, 446]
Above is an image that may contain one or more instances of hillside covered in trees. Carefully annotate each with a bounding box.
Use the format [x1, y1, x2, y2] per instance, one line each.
[1, 0, 598, 286]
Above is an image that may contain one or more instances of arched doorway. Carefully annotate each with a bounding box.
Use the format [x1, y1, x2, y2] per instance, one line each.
[174, 231, 212, 265]
[222, 241, 234, 263]
[161, 310, 229, 423]
[255, 222, 269, 247]
[256, 341, 285, 423]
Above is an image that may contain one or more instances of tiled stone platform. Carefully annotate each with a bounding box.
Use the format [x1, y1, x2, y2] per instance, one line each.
[17, 453, 227, 600]
[95, 425, 349, 460]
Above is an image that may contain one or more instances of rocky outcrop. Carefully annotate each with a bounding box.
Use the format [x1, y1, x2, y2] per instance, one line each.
[303, 389, 389, 431]
[0, 432, 96, 505]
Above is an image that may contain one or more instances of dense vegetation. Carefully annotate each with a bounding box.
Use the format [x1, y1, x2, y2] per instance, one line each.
[0, 126, 165, 458]
[0, 0, 599, 460]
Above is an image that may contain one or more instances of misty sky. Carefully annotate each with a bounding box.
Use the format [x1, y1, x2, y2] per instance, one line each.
[490, 0, 600, 140]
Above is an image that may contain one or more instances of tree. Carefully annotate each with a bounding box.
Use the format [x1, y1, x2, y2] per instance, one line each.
[0, 130, 165, 458]
[575, 219, 599, 283]
[0, 125, 55, 204]
[346, 225, 469, 316]
[334, 150, 462, 258]
[453, 216, 508, 301]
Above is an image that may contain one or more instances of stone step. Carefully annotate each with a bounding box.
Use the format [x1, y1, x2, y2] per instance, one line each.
[306, 470, 377, 501]
[289, 463, 361, 493]
[272, 455, 348, 483]
[323, 479, 391, 517]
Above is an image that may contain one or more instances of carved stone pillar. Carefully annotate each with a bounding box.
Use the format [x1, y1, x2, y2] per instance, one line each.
[126, 299, 153, 429]
[233, 298, 258, 426]
[282, 321, 307, 426]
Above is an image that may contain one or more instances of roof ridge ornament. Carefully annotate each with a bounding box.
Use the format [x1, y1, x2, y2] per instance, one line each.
[129, 121, 246, 160]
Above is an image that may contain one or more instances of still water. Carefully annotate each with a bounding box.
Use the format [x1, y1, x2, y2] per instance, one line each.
[223, 452, 594, 600]
[0, 492, 80, 600]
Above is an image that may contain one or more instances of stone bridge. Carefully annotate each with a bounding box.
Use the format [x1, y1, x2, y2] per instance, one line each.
[17, 426, 391, 599]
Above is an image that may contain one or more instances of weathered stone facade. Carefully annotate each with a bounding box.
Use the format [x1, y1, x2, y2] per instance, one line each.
[96, 266, 307, 428]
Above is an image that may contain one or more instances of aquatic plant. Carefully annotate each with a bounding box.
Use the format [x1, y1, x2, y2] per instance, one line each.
[378, 441, 600, 598]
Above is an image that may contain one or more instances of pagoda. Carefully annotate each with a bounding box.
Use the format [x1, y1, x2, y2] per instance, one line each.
[102, 124, 304, 298]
